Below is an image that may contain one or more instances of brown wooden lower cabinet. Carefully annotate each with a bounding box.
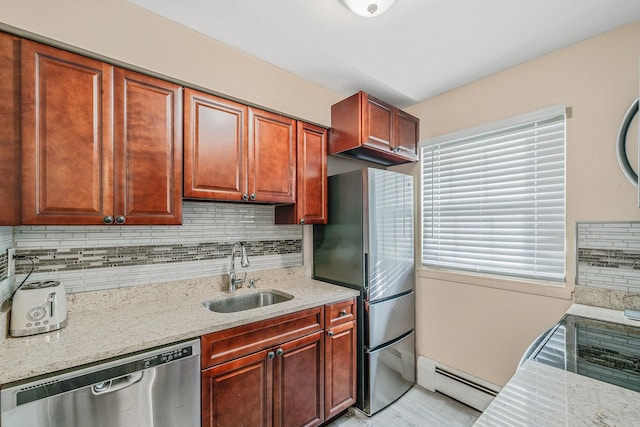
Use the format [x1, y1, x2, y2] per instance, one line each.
[324, 300, 357, 420]
[201, 299, 356, 427]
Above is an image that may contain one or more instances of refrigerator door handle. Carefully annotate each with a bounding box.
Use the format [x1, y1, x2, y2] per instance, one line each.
[364, 252, 369, 291]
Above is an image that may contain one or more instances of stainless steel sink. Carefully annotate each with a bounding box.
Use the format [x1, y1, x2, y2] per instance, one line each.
[203, 290, 293, 313]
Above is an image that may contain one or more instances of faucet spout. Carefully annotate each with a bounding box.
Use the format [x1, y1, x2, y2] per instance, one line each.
[229, 242, 250, 292]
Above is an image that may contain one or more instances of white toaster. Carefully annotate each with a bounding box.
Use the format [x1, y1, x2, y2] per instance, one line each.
[10, 280, 68, 337]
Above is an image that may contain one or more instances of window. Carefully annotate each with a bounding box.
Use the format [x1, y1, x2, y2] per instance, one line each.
[421, 105, 566, 283]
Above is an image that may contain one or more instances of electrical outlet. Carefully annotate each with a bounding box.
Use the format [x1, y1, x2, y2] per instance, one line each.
[7, 248, 15, 276]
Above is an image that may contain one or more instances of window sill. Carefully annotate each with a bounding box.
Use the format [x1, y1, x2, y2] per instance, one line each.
[418, 267, 573, 300]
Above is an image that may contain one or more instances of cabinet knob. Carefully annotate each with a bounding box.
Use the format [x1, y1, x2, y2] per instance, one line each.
[267, 351, 275, 360]
[115, 215, 126, 225]
[102, 216, 114, 225]
[275, 348, 284, 357]
[242, 193, 249, 201]
[300, 218, 305, 225]
[327, 330, 334, 337]
[250, 193, 256, 200]
[340, 309, 347, 316]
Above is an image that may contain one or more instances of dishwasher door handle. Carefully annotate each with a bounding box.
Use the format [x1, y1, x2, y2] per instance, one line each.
[91, 371, 144, 395]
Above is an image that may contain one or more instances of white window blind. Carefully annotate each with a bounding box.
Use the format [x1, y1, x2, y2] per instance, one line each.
[422, 105, 566, 282]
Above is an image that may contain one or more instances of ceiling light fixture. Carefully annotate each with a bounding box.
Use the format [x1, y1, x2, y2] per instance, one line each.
[342, 0, 396, 17]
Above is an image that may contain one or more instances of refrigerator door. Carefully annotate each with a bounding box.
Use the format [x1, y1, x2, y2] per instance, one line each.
[363, 330, 415, 415]
[366, 291, 415, 349]
[313, 170, 365, 289]
[366, 169, 414, 302]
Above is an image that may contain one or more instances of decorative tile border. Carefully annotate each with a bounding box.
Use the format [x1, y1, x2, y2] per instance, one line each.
[577, 248, 640, 270]
[14, 240, 302, 274]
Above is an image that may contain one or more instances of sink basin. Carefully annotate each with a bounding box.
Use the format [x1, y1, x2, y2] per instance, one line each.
[203, 290, 293, 313]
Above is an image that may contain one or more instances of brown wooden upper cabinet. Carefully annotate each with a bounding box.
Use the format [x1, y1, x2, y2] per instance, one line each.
[20, 40, 182, 225]
[275, 122, 328, 225]
[0, 32, 21, 226]
[184, 89, 296, 204]
[329, 91, 419, 165]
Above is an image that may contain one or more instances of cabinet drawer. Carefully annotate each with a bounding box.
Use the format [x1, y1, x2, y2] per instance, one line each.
[326, 298, 356, 328]
[201, 307, 323, 368]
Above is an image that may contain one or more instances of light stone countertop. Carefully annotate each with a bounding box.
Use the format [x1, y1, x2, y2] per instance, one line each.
[0, 268, 358, 385]
[474, 303, 640, 426]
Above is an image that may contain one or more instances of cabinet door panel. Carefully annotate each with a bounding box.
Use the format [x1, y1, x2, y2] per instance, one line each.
[325, 321, 357, 419]
[362, 93, 393, 152]
[274, 331, 324, 427]
[275, 122, 327, 225]
[249, 108, 296, 203]
[184, 89, 247, 200]
[296, 122, 327, 224]
[0, 33, 21, 225]
[114, 69, 182, 224]
[395, 109, 419, 161]
[202, 349, 273, 427]
[21, 41, 113, 224]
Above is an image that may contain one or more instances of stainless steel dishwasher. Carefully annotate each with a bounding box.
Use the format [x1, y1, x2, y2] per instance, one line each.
[0, 339, 200, 427]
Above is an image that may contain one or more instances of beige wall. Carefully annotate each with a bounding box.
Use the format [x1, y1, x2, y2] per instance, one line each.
[0, 0, 342, 125]
[406, 21, 640, 386]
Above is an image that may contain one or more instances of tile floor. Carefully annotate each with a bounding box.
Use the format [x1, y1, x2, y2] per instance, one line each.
[327, 386, 481, 427]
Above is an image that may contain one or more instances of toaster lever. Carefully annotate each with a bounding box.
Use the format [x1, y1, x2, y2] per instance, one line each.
[48, 292, 56, 317]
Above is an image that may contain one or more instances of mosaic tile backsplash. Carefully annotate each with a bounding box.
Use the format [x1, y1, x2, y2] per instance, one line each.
[0, 227, 13, 304]
[577, 223, 640, 292]
[5, 202, 303, 297]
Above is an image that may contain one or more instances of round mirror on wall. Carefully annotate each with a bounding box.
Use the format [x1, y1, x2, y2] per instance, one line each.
[617, 98, 639, 186]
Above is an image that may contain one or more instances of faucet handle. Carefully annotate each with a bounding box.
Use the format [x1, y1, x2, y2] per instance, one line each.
[249, 278, 261, 288]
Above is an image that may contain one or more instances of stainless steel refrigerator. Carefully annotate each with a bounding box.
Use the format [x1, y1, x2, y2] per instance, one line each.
[313, 167, 415, 416]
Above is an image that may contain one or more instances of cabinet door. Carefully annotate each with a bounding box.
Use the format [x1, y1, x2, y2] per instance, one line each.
[325, 299, 357, 421]
[0, 33, 21, 225]
[273, 331, 324, 427]
[21, 40, 114, 225]
[184, 89, 248, 201]
[202, 349, 273, 427]
[394, 109, 419, 162]
[362, 92, 394, 153]
[113, 69, 182, 225]
[324, 320, 357, 420]
[248, 108, 296, 203]
[275, 122, 327, 225]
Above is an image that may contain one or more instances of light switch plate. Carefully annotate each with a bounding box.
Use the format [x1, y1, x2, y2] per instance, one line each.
[7, 248, 15, 276]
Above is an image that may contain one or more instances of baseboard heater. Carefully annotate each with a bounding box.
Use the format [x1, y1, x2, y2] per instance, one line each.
[417, 356, 501, 412]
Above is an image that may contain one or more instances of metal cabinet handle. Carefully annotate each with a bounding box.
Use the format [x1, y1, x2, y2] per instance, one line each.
[275, 348, 284, 357]
[340, 309, 347, 316]
[103, 216, 114, 225]
[267, 351, 275, 360]
[250, 193, 256, 200]
[327, 330, 334, 337]
[242, 193, 249, 201]
[115, 215, 126, 224]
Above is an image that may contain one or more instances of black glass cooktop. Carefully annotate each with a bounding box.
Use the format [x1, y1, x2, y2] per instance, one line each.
[532, 314, 640, 392]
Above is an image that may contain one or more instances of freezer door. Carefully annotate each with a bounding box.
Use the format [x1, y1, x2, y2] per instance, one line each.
[363, 330, 415, 416]
[366, 169, 414, 301]
[366, 290, 415, 349]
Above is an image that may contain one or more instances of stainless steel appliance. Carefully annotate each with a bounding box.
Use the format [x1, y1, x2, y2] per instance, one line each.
[313, 167, 415, 415]
[0, 339, 201, 427]
[10, 280, 68, 337]
[525, 315, 640, 392]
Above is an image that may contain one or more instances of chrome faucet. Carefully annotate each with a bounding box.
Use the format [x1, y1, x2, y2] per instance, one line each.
[229, 242, 250, 292]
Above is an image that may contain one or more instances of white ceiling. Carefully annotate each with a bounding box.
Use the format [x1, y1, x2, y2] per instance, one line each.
[128, 0, 640, 108]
